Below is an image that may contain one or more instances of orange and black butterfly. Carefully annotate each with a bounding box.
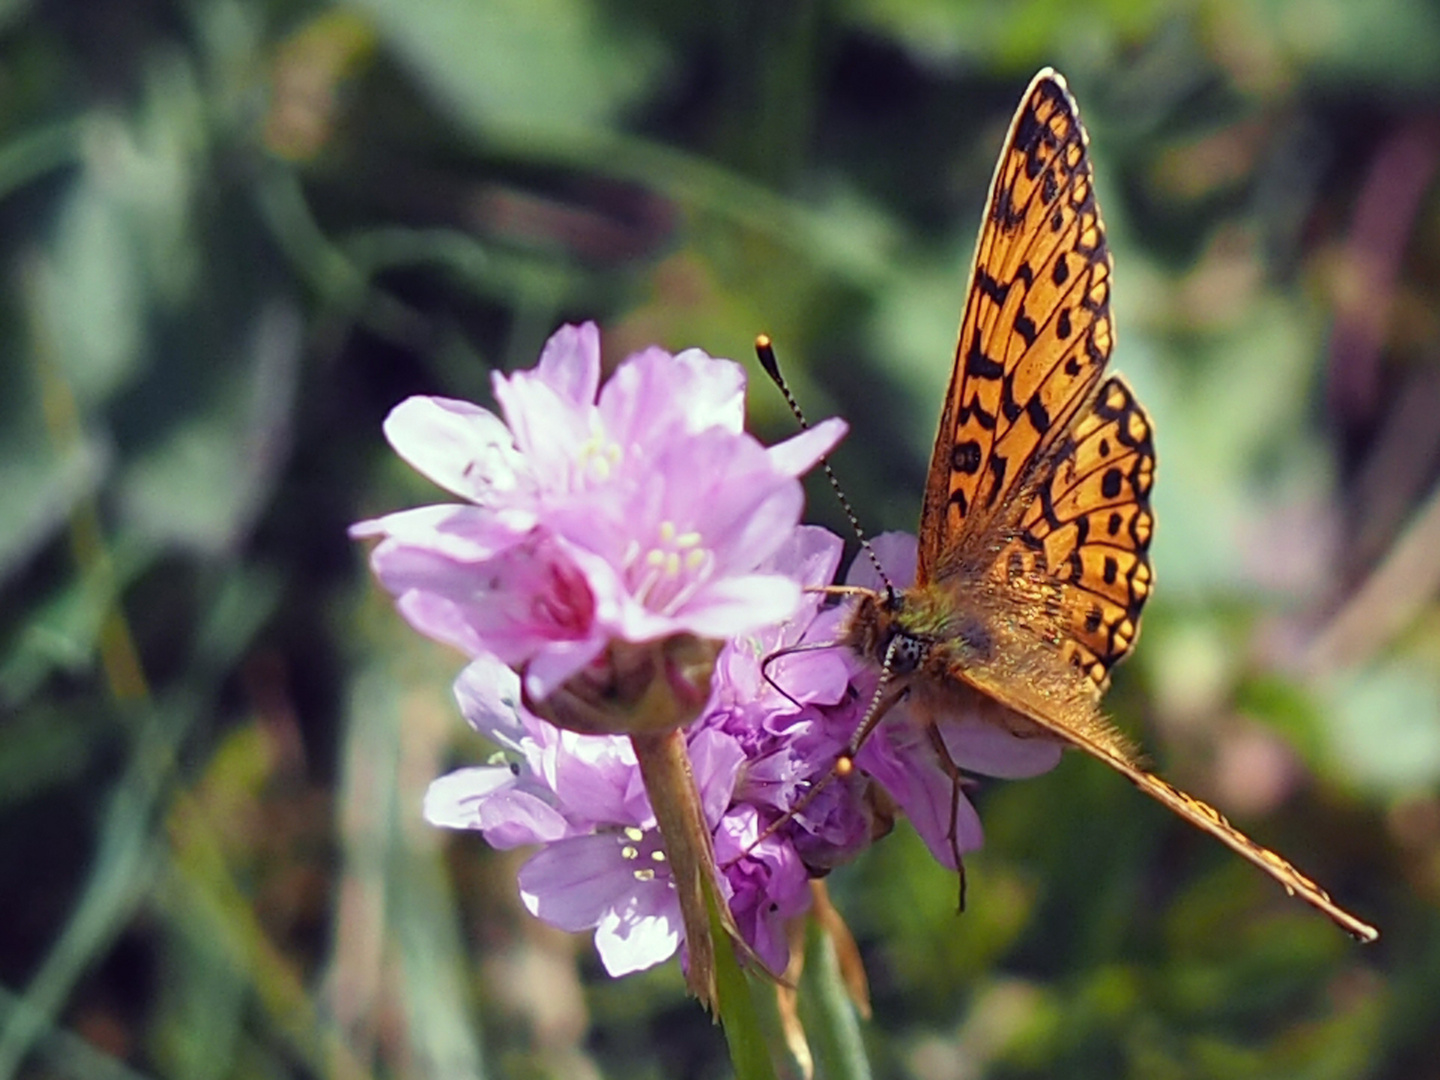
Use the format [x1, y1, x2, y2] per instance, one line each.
[838, 69, 1377, 942]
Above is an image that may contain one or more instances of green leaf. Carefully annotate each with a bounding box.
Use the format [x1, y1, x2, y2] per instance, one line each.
[798, 919, 873, 1080]
[351, 0, 660, 137]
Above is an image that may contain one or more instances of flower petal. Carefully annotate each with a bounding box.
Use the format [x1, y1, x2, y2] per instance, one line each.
[382, 396, 532, 504]
[352, 503, 532, 556]
[847, 530, 917, 591]
[857, 726, 984, 871]
[452, 655, 527, 744]
[545, 730, 645, 827]
[766, 416, 847, 478]
[423, 769, 573, 847]
[676, 573, 803, 640]
[593, 891, 683, 976]
[687, 728, 746, 827]
[422, 766, 515, 827]
[938, 716, 1064, 779]
[517, 834, 636, 931]
[535, 322, 602, 405]
[522, 637, 608, 702]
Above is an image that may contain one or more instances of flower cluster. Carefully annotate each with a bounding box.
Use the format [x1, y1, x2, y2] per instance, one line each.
[352, 322, 844, 701]
[355, 323, 1062, 978]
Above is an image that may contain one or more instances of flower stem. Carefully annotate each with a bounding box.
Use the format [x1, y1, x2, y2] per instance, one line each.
[629, 728, 725, 1009]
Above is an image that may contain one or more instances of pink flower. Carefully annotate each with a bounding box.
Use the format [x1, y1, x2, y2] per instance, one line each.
[424, 655, 749, 977]
[353, 323, 846, 699]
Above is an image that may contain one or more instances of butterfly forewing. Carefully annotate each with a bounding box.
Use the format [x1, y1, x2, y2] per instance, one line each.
[919, 69, 1115, 585]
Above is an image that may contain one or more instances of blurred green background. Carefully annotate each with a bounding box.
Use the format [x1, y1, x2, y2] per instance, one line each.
[3, 0, 1439, 1077]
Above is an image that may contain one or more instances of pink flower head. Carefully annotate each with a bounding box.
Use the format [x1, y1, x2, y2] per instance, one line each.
[352, 323, 846, 700]
[425, 655, 753, 977]
[424, 525, 868, 978]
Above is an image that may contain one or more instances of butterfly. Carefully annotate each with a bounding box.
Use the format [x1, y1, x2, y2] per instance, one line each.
[837, 68, 1378, 942]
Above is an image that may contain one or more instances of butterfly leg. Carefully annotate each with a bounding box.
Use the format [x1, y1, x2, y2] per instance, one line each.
[925, 721, 973, 912]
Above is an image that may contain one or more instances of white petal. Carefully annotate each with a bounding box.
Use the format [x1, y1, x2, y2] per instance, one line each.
[383, 396, 532, 503]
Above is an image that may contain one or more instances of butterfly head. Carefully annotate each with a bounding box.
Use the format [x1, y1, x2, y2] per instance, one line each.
[843, 586, 950, 677]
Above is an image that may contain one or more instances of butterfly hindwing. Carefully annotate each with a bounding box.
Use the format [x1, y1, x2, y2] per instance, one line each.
[1001, 374, 1156, 691]
[919, 69, 1115, 585]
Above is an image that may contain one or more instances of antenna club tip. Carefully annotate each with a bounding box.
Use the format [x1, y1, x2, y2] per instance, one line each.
[754, 334, 781, 381]
[835, 755, 855, 778]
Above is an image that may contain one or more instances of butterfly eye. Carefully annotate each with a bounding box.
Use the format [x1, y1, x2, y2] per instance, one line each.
[891, 634, 926, 674]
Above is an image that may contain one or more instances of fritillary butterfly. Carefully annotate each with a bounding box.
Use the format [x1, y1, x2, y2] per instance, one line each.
[841, 69, 1377, 942]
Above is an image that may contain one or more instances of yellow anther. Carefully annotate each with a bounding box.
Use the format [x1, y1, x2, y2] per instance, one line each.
[621, 845, 639, 860]
[624, 826, 644, 842]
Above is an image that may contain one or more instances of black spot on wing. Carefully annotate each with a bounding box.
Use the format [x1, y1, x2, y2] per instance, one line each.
[1026, 395, 1051, 434]
[951, 439, 982, 474]
[1101, 468, 1122, 499]
[975, 267, 1009, 306]
[966, 338, 1004, 380]
[985, 453, 1009, 507]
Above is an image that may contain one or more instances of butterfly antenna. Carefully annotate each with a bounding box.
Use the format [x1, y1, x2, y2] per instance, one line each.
[755, 335, 894, 595]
